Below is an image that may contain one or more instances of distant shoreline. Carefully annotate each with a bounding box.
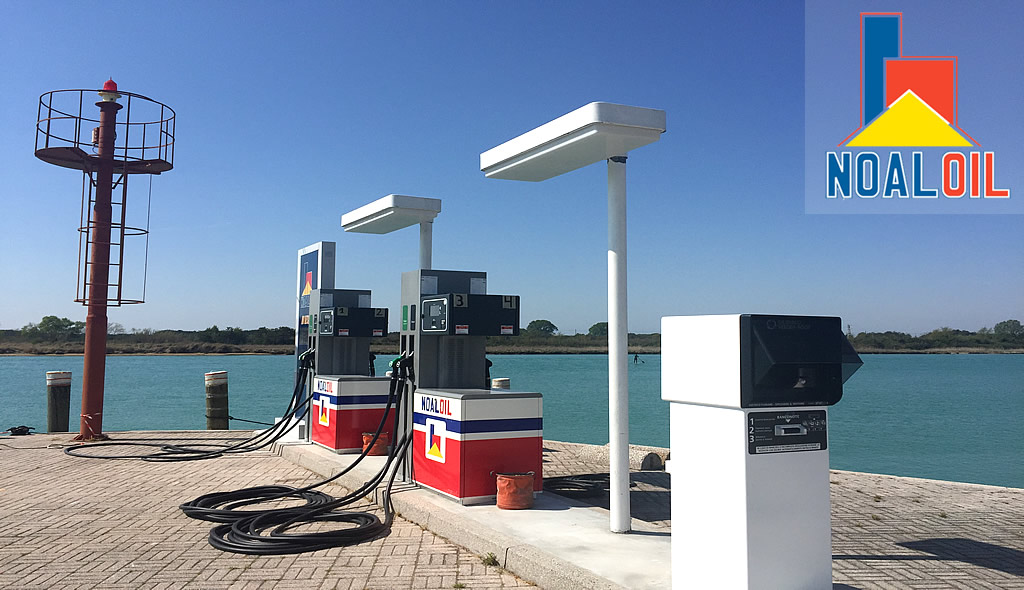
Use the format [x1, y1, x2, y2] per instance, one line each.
[0, 343, 295, 356]
[1, 343, 1021, 356]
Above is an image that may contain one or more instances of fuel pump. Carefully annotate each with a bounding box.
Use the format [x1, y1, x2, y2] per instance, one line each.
[661, 314, 862, 590]
[399, 269, 543, 504]
[307, 288, 390, 453]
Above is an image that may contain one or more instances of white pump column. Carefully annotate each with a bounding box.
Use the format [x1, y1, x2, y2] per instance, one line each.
[341, 195, 442, 270]
[419, 220, 433, 270]
[481, 102, 665, 533]
[606, 155, 629, 530]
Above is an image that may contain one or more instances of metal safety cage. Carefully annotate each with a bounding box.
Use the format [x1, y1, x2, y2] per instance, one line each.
[35, 88, 176, 306]
[35, 88, 175, 174]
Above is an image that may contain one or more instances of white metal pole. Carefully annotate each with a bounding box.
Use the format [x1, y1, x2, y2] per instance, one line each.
[419, 220, 433, 269]
[607, 155, 630, 533]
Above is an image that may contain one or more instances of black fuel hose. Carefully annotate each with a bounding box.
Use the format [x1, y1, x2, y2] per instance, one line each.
[543, 473, 637, 497]
[208, 435, 412, 554]
[180, 359, 407, 523]
[188, 355, 418, 555]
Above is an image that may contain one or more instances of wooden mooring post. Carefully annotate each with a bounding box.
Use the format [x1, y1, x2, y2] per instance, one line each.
[204, 371, 229, 430]
[46, 371, 71, 433]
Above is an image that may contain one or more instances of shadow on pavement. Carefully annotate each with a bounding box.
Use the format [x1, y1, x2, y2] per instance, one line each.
[834, 537, 1023, 576]
[898, 538, 1024, 576]
[543, 471, 671, 524]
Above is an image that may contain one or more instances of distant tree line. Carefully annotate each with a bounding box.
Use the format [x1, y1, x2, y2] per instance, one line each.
[484, 320, 660, 350]
[5, 316, 1022, 353]
[848, 319, 1023, 351]
[3, 316, 295, 346]
[2, 317, 658, 349]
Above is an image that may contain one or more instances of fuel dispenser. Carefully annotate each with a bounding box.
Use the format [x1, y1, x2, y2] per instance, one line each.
[307, 288, 390, 453]
[661, 314, 862, 590]
[400, 269, 543, 504]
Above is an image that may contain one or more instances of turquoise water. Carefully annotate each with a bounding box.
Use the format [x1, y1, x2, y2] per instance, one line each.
[1, 353, 1021, 488]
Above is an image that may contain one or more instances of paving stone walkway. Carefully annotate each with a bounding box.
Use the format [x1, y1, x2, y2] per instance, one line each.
[541, 440, 1024, 589]
[0, 431, 532, 590]
[828, 469, 1024, 589]
[2, 432, 1022, 589]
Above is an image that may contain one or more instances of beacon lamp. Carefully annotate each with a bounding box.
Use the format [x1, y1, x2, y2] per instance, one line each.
[97, 78, 121, 103]
[480, 102, 666, 534]
[341, 194, 442, 270]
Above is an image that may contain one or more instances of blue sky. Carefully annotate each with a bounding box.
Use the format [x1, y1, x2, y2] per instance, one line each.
[1, 1, 1020, 336]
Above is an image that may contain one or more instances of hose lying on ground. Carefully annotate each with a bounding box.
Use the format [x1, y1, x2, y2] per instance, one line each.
[183, 354, 417, 555]
[543, 473, 637, 497]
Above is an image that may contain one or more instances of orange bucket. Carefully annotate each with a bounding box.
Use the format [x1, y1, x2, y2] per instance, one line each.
[495, 472, 535, 509]
[361, 432, 390, 456]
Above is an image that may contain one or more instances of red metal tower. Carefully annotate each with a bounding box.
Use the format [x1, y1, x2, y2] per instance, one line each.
[35, 80, 175, 440]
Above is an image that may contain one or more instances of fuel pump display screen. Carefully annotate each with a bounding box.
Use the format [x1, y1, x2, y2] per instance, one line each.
[319, 310, 335, 336]
[422, 298, 448, 332]
[747, 410, 827, 455]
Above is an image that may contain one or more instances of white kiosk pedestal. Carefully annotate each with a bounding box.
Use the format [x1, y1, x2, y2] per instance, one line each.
[661, 314, 861, 590]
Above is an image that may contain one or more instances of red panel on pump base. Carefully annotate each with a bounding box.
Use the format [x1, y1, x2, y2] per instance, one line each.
[310, 375, 393, 453]
[412, 388, 543, 505]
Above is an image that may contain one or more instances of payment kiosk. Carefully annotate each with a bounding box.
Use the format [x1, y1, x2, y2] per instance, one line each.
[661, 314, 861, 590]
[307, 288, 390, 453]
[400, 269, 543, 504]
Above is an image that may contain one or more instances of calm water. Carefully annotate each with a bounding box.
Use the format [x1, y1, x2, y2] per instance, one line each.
[1, 353, 1021, 488]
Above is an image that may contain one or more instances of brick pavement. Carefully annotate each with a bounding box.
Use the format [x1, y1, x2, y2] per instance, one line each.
[2, 432, 1022, 589]
[828, 470, 1024, 589]
[541, 440, 1024, 589]
[0, 431, 532, 590]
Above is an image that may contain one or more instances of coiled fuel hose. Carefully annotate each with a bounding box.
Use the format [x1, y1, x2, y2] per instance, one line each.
[185, 354, 417, 555]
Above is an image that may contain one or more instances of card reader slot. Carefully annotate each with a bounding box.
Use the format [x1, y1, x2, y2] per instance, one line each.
[774, 424, 807, 436]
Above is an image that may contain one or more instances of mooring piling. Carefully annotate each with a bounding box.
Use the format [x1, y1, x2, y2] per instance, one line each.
[204, 371, 229, 430]
[46, 371, 71, 433]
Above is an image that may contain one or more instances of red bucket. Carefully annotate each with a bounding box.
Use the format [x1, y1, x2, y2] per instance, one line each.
[495, 472, 535, 509]
[361, 432, 390, 456]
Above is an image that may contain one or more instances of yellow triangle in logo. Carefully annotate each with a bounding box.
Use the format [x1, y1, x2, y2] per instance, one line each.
[427, 443, 442, 458]
[847, 90, 973, 147]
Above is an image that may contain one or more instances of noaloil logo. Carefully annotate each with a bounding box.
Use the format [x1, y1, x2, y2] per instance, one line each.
[425, 418, 446, 463]
[815, 11, 1014, 210]
[318, 395, 329, 427]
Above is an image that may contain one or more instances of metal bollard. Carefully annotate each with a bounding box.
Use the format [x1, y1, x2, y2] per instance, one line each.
[46, 371, 72, 433]
[204, 371, 229, 430]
